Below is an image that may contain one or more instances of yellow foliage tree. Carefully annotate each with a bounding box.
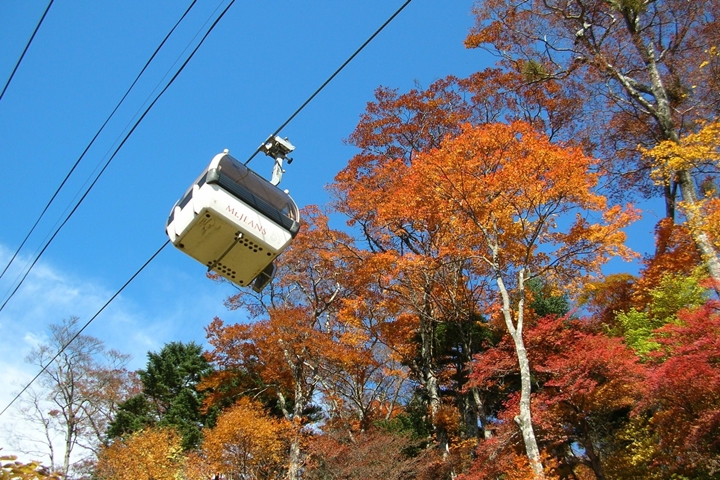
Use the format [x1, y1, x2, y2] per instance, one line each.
[94, 427, 184, 480]
[644, 122, 720, 184]
[642, 121, 720, 292]
[0, 451, 60, 480]
[190, 397, 292, 480]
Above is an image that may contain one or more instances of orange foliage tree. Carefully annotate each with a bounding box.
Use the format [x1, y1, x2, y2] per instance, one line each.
[203, 308, 325, 480]
[458, 68, 591, 150]
[333, 84, 502, 449]
[578, 273, 637, 329]
[204, 208, 411, 478]
[392, 121, 637, 477]
[632, 218, 704, 306]
[331, 68, 625, 449]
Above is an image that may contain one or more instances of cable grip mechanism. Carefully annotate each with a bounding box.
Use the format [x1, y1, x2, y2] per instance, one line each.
[259, 135, 295, 186]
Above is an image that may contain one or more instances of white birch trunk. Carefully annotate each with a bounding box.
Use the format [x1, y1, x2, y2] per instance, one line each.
[609, 13, 720, 291]
[497, 271, 545, 479]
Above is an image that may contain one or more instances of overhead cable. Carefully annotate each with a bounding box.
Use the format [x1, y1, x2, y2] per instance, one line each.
[244, 0, 413, 165]
[0, 0, 54, 103]
[0, 240, 170, 419]
[0, 0, 236, 314]
[0, 0, 198, 283]
[0, 0, 413, 419]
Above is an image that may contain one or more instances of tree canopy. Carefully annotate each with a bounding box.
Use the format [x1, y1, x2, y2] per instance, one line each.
[11, 2, 720, 479]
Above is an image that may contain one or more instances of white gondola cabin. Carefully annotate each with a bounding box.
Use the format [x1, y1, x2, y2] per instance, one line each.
[166, 149, 299, 292]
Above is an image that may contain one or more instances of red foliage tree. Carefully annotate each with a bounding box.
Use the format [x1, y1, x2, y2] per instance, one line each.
[639, 301, 720, 476]
[463, 316, 646, 479]
[632, 218, 703, 308]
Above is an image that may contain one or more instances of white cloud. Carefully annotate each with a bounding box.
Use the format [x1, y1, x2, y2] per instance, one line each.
[0, 242, 250, 462]
[22, 332, 46, 350]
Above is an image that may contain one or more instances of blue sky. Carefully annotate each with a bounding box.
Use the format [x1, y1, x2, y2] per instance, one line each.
[0, 0, 663, 458]
[0, 0, 491, 453]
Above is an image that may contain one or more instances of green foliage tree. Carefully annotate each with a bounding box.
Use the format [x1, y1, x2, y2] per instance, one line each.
[615, 269, 708, 357]
[526, 278, 570, 319]
[106, 341, 212, 450]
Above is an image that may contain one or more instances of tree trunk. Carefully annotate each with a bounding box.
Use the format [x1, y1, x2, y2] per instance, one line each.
[413, 285, 445, 448]
[286, 433, 302, 480]
[63, 416, 73, 478]
[510, 332, 544, 478]
[676, 169, 720, 294]
[663, 183, 675, 222]
[582, 436, 606, 480]
[277, 385, 304, 480]
[420, 310, 448, 454]
[471, 387, 493, 440]
[617, 20, 720, 291]
[497, 272, 545, 479]
[277, 360, 306, 480]
[419, 295, 441, 418]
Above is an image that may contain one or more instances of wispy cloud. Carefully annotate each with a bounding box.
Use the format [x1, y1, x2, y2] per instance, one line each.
[0, 243, 249, 461]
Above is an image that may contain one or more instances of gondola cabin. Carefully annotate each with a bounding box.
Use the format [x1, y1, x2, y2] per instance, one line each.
[166, 150, 300, 292]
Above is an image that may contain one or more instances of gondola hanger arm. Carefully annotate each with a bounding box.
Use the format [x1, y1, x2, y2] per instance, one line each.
[259, 135, 295, 186]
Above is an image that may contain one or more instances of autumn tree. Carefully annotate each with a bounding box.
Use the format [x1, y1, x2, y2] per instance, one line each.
[461, 316, 646, 479]
[465, 0, 720, 284]
[394, 121, 637, 476]
[205, 209, 375, 479]
[579, 215, 704, 336]
[95, 427, 184, 480]
[458, 67, 591, 150]
[578, 273, 636, 329]
[304, 428, 460, 480]
[333, 85, 503, 452]
[207, 204, 448, 478]
[187, 397, 292, 480]
[639, 300, 720, 477]
[204, 210, 350, 478]
[204, 306, 329, 480]
[642, 121, 720, 294]
[600, 300, 720, 478]
[616, 269, 708, 356]
[107, 341, 212, 450]
[591, 213, 710, 357]
[0, 450, 60, 480]
[10, 317, 135, 478]
[330, 242, 492, 446]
